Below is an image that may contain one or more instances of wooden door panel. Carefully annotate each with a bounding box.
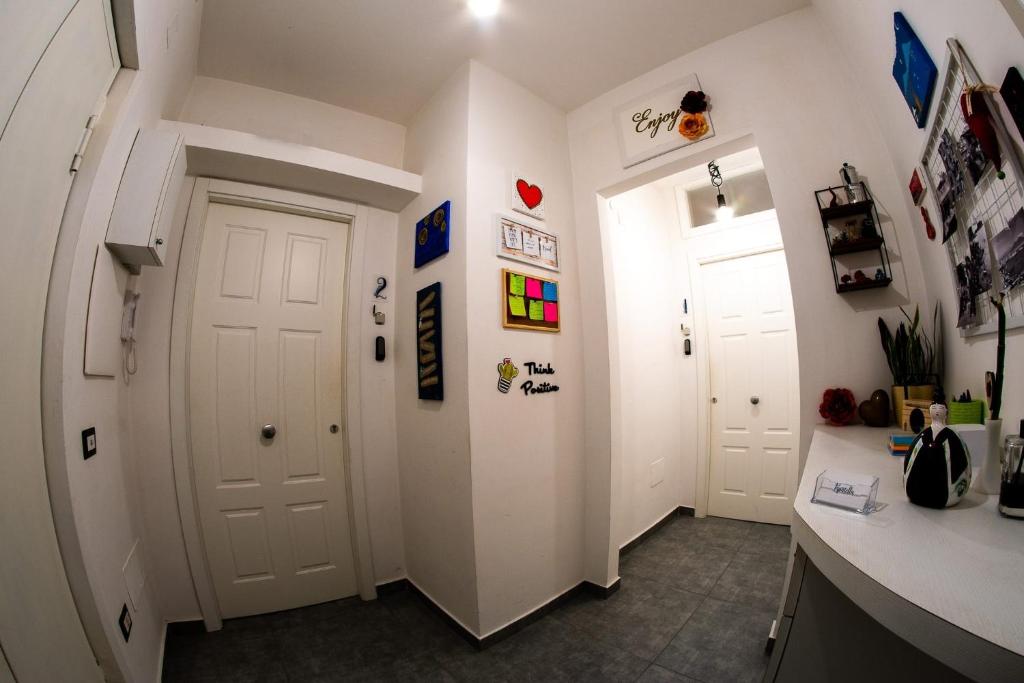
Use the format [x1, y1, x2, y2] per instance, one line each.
[190, 201, 355, 618]
[706, 249, 799, 525]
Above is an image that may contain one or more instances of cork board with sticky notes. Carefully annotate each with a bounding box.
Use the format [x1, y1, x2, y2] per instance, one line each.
[502, 268, 560, 332]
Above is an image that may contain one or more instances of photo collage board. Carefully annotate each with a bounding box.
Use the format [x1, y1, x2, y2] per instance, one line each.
[919, 39, 1024, 334]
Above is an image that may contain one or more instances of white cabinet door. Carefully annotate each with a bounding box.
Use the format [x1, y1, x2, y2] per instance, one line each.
[704, 249, 800, 525]
[189, 202, 358, 618]
[0, 0, 118, 680]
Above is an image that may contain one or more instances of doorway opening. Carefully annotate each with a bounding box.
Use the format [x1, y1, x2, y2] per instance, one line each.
[606, 145, 800, 543]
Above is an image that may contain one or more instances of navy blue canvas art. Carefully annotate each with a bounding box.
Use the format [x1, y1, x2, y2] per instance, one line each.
[892, 12, 938, 129]
[414, 200, 451, 268]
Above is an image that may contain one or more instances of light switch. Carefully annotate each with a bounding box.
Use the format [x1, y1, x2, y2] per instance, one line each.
[82, 427, 97, 460]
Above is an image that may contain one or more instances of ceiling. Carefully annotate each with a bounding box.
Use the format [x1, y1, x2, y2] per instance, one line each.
[197, 0, 809, 125]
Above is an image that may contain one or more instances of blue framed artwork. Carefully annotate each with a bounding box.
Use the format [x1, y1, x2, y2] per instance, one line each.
[414, 200, 451, 268]
[892, 12, 937, 129]
[416, 282, 443, 400]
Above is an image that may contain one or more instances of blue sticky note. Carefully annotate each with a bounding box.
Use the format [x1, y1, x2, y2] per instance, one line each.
[542, 281, 557, 302]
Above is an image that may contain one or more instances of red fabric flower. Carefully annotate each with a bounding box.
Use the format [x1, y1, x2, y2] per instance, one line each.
[819, 388, 857, 426]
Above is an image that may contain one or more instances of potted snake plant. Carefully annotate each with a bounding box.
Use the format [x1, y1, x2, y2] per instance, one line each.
[878, 304, 942, 423]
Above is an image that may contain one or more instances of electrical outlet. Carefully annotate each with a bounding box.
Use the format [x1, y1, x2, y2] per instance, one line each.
[82, 427, 97, 460]
[118, 603, 132, 642]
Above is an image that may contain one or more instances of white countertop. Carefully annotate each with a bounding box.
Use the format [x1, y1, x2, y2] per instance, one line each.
[795, 426, 1024, 657]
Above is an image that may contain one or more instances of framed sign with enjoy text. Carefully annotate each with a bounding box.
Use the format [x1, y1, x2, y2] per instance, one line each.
[614, 73, 714, 168]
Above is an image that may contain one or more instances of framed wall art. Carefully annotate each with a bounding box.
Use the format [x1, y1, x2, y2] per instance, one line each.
[892, 12, 938, 129]
[511, 173, 545, 220]
[416, 282, 443, 400]
[495, 214, 559, 272]
[501, 268, 559, 333]
[614, 74, 714, 168]
[414, 201, 450, 268]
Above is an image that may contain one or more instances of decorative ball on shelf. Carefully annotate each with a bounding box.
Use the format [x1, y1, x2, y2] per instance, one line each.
[858, 389, 891, 427]
[819, 388, 857, 426]
[874, 268, 885, 281]
[904, 404, 972, 508]
[854, 269, 868, 283]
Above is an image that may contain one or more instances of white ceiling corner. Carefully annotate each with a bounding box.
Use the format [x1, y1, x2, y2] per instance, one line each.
[198, 0, 810, 125]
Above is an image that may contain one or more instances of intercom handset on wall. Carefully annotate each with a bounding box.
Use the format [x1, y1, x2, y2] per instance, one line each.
[121, 290, 140, 381]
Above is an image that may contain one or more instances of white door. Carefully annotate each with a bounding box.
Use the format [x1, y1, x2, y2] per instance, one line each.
[703, 249, 799, 525]
[0, 0, 118, 679]
[189, 201, 358, 618]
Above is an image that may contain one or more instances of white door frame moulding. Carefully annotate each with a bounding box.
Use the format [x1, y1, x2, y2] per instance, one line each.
[691, 238, 788, 519]
[169, 179, 377, 630]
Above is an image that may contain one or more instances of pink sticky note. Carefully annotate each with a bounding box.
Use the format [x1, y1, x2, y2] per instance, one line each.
[544, 302, 558, 322]
[525, 278, 542, 298]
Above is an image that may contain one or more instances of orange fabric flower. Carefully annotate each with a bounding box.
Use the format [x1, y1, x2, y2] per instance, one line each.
[679, 112, 709, 141]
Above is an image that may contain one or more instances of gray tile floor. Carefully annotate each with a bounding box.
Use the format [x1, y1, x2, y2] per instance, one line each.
[163, 515, 790, 682]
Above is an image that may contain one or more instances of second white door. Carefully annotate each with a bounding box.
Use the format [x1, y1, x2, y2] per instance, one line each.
[189, 200, 357, 618]
[703, 249, 799, 525]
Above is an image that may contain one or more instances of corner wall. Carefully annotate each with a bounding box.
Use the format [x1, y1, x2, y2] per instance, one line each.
[568, 7, 929, 578]
[395, 64, 480, 632]
[812, 0, 1024, 426]
[178, 76, 407, 167]
[464, 61, 586, 636]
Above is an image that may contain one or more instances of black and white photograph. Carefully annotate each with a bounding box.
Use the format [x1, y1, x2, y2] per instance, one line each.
[955, 260, 981, 328]
[959, 128, 988, 185]
[993, 208, 1024, 292]
[940, 189, 959, 243]
[966, 221, 993, 294]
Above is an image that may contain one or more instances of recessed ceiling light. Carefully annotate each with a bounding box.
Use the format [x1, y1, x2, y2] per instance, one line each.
[468, 0, 500, 19]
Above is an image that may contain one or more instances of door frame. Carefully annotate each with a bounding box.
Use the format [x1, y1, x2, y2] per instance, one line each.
[169, 179, 376, 629]
[691, 241, 795, 519]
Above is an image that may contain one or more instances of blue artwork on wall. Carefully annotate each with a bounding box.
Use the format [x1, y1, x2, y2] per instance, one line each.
[892, 12, 937, 129]
[414, 200, 451, 268]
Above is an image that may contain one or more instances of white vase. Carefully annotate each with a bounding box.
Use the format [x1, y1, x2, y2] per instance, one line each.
[977, 419, 1003, 495]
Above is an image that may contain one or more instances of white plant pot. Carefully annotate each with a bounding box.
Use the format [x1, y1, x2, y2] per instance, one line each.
[977, 419, 1003, 495]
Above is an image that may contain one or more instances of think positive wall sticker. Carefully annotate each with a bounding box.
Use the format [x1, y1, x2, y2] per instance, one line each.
[502, 268, 560, 332]
[417, 282, 443, 400]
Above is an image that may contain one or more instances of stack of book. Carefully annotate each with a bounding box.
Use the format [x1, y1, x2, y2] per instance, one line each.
[889, 434, 915, 456]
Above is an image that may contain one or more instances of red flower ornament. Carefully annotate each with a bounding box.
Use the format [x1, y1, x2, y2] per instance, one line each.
[819, 388, 857, 426]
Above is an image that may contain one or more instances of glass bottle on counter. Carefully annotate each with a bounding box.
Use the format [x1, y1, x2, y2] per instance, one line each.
[999, 420, 1024, 518]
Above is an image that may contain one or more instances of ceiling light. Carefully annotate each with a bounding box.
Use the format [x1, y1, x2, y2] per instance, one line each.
[708, 160, 732, 221]
[468, 0, 500, 19]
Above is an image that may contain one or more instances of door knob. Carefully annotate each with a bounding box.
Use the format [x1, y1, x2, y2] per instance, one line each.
[750, 396, 760, 405]
[261, 424, 277, 439]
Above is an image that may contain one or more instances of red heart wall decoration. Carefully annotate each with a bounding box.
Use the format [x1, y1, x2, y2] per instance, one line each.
[516, 179, 543, 209]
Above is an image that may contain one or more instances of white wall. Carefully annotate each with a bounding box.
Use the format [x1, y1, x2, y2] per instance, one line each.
[606, 183, 688, 546]
[44, 1, 204, 680]
[179, 76, 406, 167]
[464, 61, 586, 636]
[568, 7, 930, 581]
[394, 63, 480, 633]
[812, 0, 1024, 425]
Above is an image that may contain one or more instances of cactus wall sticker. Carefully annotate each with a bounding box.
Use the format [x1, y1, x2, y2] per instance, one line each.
[497, 358, 519, 394]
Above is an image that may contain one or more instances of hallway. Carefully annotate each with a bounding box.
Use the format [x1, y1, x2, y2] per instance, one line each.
[163, 515, 790, 682]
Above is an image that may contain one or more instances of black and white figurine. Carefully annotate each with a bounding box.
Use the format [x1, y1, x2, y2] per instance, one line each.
[904, 404, 972, 508]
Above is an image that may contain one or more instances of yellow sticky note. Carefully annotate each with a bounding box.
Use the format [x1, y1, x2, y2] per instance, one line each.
[509, 273, 526, 296]
[508, 295, 526, 317]
[528, 299, 544, 321]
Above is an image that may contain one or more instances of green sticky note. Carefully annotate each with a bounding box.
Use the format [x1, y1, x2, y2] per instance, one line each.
[508, 295, 526, 316]
[528, 299, 544, 320]
[509, 273, 526, 296]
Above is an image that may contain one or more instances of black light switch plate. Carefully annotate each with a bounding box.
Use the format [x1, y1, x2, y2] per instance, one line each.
[118, 603, 132, 642]
[81, 427, 97, 460]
